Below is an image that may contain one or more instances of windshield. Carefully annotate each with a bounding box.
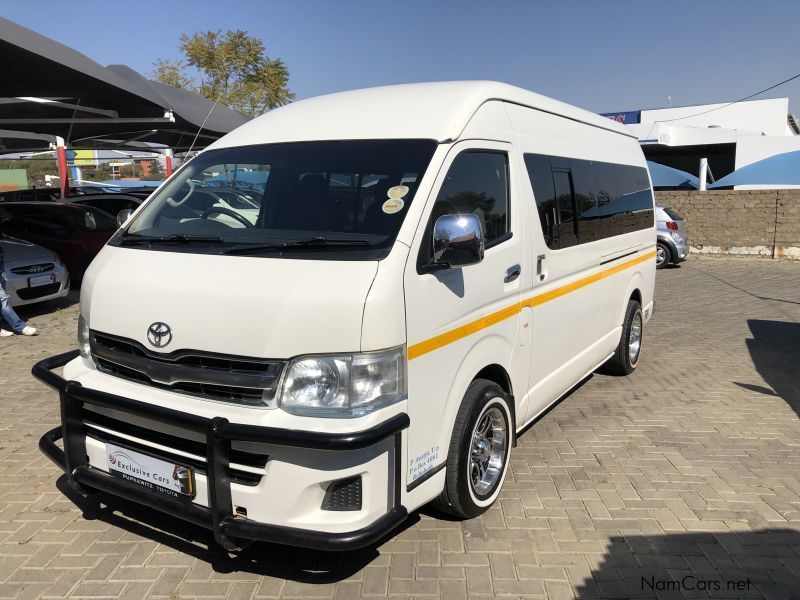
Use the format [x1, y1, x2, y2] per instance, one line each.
[116, 140, 438, 260]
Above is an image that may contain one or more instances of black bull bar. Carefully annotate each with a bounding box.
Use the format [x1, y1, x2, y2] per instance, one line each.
[33, 350, 410, 551]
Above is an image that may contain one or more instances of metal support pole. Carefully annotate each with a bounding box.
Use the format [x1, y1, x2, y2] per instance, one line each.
[165, 149, 173, 177]
[55, 136, 69, 200]
[699, 158, 708, 191]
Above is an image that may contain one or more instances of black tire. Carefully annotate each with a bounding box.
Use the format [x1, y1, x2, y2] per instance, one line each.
[656, 242, 671, 269]
[433, 379, 513, 519]
[604, 299, 643, 375]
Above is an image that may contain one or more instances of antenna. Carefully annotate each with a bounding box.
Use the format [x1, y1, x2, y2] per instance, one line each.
[186, 98, 220, 158]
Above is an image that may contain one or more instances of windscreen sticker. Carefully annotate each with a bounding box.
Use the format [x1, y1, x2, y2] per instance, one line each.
[382, 185, 409, 214]
[387, 185, 409, 199]
[382, 198, 405, 214]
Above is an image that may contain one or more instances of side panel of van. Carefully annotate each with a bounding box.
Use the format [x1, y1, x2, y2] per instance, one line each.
[507, 104, 655, 423]
[401, 101, 654, 508]
[508, 105, 610, 420]
[402, 125, 529, 502]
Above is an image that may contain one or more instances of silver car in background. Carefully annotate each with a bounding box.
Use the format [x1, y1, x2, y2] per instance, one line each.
[0, 235, 70, 307]
[656, 205, 688, 269]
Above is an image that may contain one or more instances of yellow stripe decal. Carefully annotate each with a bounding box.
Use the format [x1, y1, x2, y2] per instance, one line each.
[408, 250, 656, 361]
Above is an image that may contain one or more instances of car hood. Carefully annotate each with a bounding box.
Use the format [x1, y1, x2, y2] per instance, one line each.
[0, 235, 58, 266]
[81, 245, 379, 359]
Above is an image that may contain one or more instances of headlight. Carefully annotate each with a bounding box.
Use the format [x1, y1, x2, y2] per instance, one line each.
[279, 346, 406, 418]
[78, 313, 91, 359]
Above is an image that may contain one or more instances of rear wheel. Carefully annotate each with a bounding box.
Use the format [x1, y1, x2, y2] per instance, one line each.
[604, 299, 643, 375]
[433, 379, 513, 519]
[656, 242, 671, 269]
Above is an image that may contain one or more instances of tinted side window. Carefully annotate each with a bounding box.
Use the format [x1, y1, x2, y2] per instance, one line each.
[525, 154, 557, 248]
[525, 153, 653, 248]
[432, 151, 509, 248]
[581, 164, 652, 241]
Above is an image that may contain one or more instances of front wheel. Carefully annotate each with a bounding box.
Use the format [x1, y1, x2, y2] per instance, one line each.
[433, 379, 513, 519]
[604, 299, 643, 375]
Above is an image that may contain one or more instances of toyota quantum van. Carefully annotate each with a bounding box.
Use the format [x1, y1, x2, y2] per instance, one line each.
[35, 82, 656, 551]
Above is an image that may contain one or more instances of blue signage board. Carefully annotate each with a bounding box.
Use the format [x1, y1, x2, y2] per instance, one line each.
[600, 111, 641, 125]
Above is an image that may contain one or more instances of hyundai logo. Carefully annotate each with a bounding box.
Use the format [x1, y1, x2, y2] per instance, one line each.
[147, 322, 172, 348]
[29, 265, 44, 273]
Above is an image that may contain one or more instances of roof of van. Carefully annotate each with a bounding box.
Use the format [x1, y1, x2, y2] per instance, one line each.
[206, 81, 634, 150]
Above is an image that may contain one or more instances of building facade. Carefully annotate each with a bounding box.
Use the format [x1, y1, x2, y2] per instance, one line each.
[602, 98, 800, 189]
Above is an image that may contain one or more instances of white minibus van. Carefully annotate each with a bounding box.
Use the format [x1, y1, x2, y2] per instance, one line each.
[35, 82, 656, 551]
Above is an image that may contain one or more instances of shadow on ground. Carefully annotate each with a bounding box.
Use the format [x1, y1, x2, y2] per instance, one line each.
[574, 529, 800, 599]
[735, 320, 800, 418]
[57, 475, 418, 582]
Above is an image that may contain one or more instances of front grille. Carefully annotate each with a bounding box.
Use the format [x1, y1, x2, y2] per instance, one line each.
[91, 331, 285, 407]
[11, 263, 54, 275]
[85, 409, 267, 486]
[16, 282, 61, 300]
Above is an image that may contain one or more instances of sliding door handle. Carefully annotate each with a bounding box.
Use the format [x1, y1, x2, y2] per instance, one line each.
[504, 264, 521, 283]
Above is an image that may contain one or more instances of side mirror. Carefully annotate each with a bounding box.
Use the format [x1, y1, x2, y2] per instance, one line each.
[432, 214, 484, 268]
[117, 209, 133, 227]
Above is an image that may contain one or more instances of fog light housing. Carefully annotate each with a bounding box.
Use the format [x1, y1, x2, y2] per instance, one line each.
[321, 476, 362, 511]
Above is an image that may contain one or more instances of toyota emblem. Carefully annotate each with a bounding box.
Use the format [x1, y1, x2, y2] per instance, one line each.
[147, 322, 172, 348]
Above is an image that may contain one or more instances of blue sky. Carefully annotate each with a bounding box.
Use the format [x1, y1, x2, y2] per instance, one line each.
[4, 0, 800, 114]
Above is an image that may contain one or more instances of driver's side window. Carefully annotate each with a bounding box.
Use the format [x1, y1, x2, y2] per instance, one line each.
[418, 151, 510, 271]
[431, 151, 510, 248]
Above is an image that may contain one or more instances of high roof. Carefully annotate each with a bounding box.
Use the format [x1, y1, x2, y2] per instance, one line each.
[208, 81, 633, 150]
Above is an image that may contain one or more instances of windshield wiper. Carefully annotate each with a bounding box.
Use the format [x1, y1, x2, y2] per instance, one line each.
[223, 237, 371, 256]
[119, 234, 224, 246]
[287, 237, 371, 248]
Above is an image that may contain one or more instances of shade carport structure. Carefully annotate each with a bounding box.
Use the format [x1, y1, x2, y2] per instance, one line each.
[709, 150, 800, 188]
[646, 161, 699, 189]
[0, 17, 249, 196]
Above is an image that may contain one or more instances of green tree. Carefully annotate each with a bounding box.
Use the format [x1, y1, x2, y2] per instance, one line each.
[153, 30, 293, 116]
[153, 58, 193, 89]
[0, 159, 59, 188]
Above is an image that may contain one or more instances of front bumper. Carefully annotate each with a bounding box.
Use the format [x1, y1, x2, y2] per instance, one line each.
[6, 263, 70, 307]
[34, 350, 410, 551]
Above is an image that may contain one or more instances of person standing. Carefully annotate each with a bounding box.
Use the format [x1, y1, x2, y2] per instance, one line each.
[0, 232, 38, 336]
[0, 283, 38, 337]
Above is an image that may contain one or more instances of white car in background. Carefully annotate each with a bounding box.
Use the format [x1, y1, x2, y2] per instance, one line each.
[0, 235, 70, 307]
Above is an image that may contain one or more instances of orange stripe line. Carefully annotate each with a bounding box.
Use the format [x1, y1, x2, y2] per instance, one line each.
[407, 250, 656, 360]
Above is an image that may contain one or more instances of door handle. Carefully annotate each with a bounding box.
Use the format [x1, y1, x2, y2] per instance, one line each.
[504, 264, 521, 283]
[536, 254, 546, 281]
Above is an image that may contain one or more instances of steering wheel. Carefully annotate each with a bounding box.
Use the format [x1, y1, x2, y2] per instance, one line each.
[166, 179, 195, 207]
[201, 206, 254, 228]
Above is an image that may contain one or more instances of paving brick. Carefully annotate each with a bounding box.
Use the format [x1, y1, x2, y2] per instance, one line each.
[2, 260, 800, 598]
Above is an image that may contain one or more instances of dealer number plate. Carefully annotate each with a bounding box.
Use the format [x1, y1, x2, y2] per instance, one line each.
[106, 442, 195, 500]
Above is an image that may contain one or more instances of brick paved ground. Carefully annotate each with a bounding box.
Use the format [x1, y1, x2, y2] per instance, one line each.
[1, 257, 799, 599]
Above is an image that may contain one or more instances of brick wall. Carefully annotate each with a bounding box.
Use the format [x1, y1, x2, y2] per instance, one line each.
[654, 190, 800, 260]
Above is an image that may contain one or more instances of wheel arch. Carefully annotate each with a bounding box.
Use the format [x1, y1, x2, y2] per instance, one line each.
[439, 335, 516, 455]
[619, 272, 644, 327]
